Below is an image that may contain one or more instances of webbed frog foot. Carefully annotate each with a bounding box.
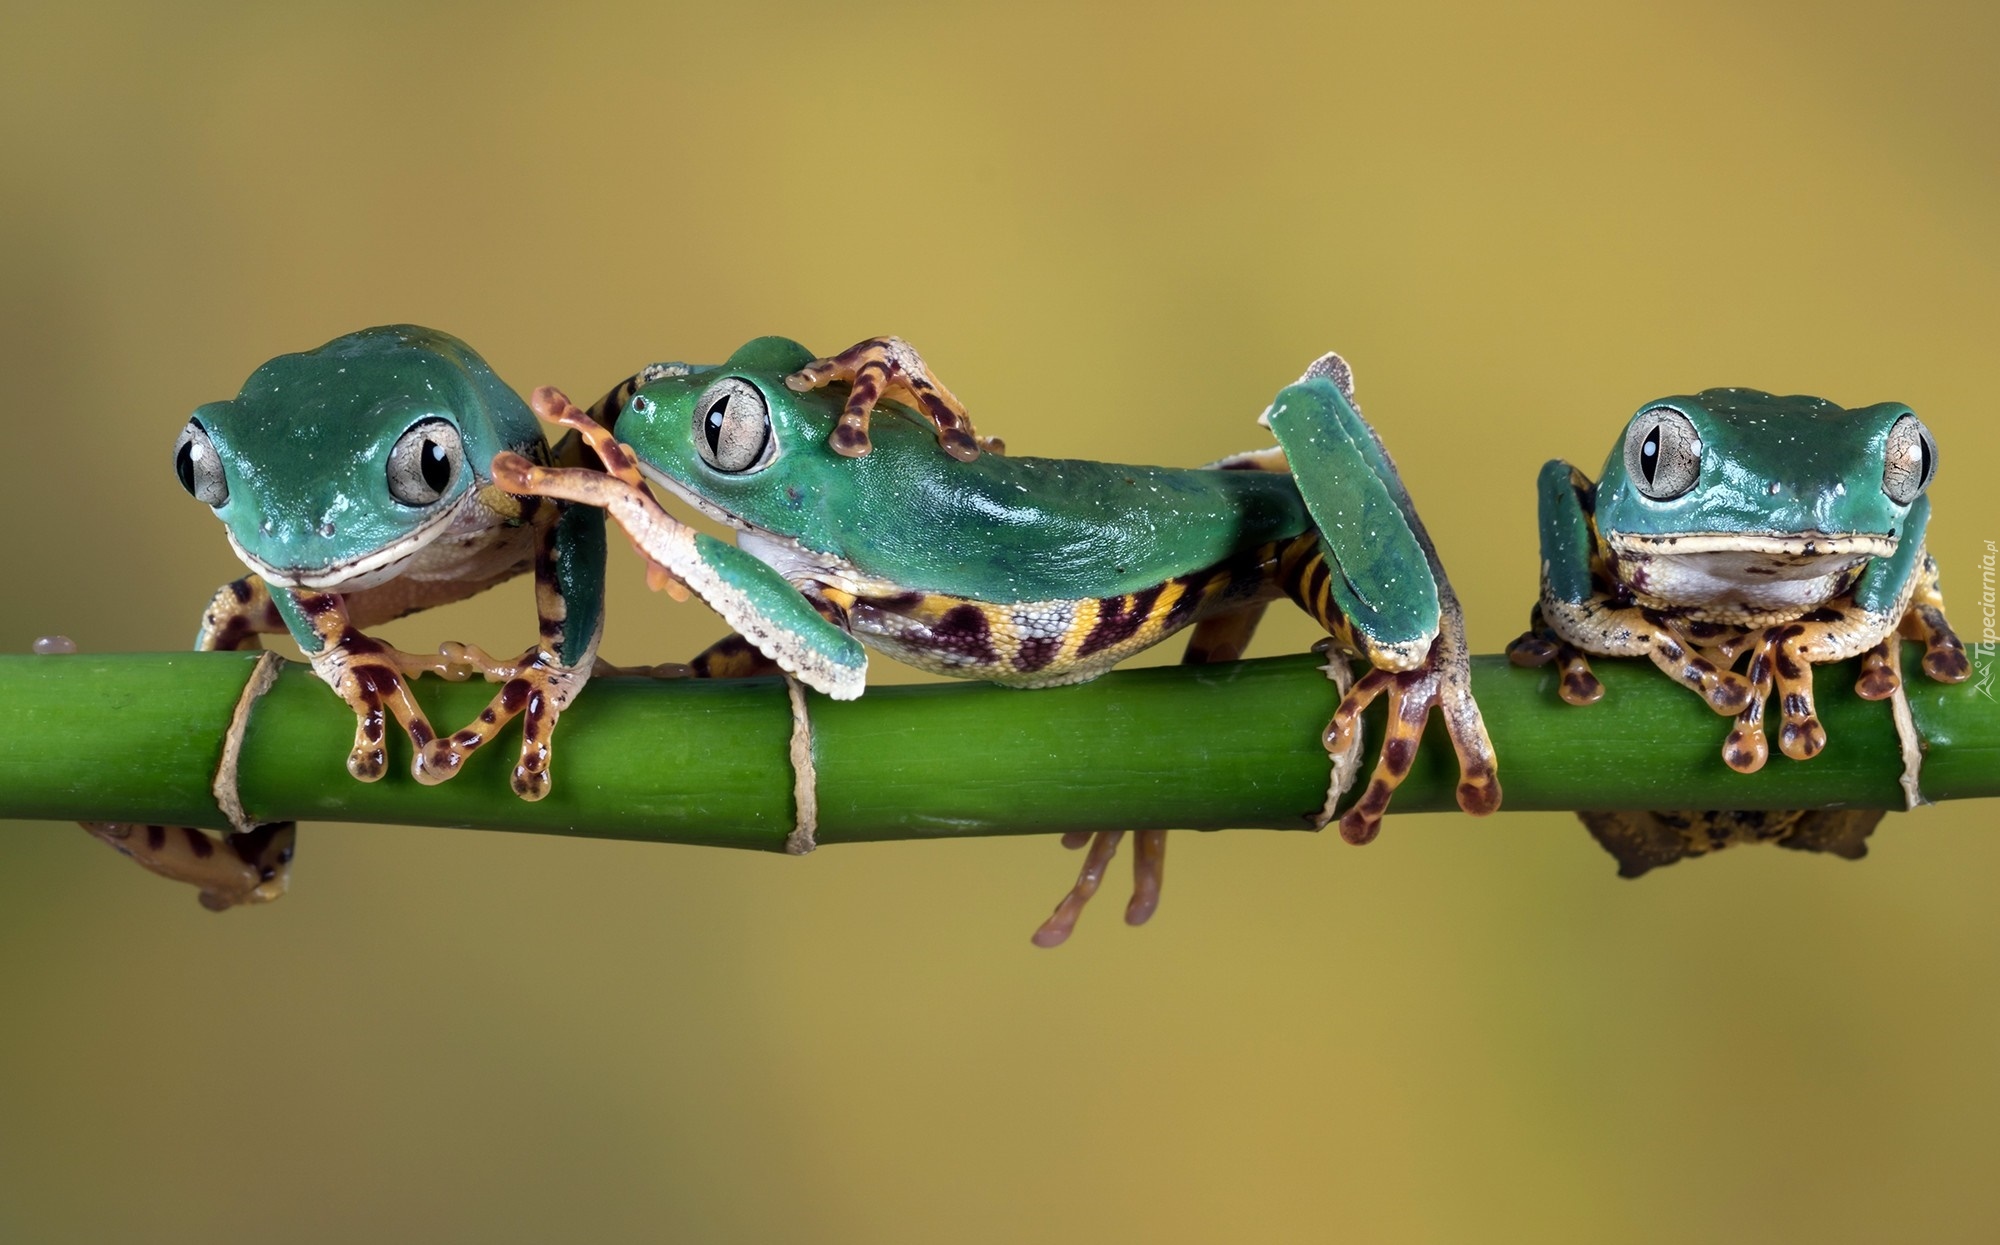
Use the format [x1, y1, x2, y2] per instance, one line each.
[1904, 558, 1971, 683]
[81, 822, 296, 911]
[291, 598, 489, 785]
[1506, 604, 1605, 705]
[1324, 632, 1500, 845]
[784, 337, 999, 462]
[1031, 830, 1166, 949]
[1516, 599, 1755, 716]
[419, 643, 589, 800]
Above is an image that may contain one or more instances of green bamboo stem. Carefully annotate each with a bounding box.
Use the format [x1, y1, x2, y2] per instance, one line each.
[2, 649, 1994, 851]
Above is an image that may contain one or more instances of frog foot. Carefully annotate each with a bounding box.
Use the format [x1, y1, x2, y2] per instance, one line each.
[81, 822, 296, 911]
[1031, 829, 1166, 948]
[1506, 608, 1605, 705]
[527, 386, 694, 600]
[1855, 635, 1903, 701]
[1325, 635, 1502, 846]
[1903, 599, 1971, 683]
[420, 644, 588, 800]
[304, 635, 462, 784]
[1719, 623, 1829, 771]
[784, 336, 990, 462]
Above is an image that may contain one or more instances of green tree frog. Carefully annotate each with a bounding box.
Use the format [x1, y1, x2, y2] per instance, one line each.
[492, 336, 1503, 944]
[1508, 387, 1970, 874]
[87, 325, 608, 906]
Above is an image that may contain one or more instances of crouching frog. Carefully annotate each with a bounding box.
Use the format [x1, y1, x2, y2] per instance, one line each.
[1508, 387, 1970, 874]
[87, 325, 607, 906]
[492, 336, 1502, 943]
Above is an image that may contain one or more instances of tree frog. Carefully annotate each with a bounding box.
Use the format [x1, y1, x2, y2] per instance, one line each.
[87, 325, 608, 906]
[1508, 387, 1970, 874]
[491, 336, 1502, 943]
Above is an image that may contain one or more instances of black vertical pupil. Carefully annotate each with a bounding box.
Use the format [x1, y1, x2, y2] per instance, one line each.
[1919, 436, 1933, 484]
[1640, 426, 1661, 484]
[706, 397, 729, 451]
[421, 440, 452, 492]
[176, 441, 196, 493]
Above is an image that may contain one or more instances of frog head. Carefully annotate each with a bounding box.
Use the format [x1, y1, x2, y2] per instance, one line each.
[173, 325, 540, 592]
[607, 336, 874, 548]
[1593, 388, 1937, 609]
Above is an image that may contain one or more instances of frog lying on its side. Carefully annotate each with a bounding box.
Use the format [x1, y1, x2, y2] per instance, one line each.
[1509, 388, 1969, 875]
[86, 325, 608, 907]
[493, 336, 1503, 944]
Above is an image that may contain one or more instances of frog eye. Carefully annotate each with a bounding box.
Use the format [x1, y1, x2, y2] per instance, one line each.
[693, 378, 773, 473]
[386, 418, 465, 507]
[1882, 413, 1936, 505]
[173, 422, 229, 508]
[1623, 406, 1702, 500]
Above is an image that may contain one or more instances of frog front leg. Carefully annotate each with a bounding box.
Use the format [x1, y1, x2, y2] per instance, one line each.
[491, 391, 868, 698]
[413, 499, 607, 799]
[1506, 460, 1755, 716]
[1261, 368, 1501, 844]
[267, 589, 478, 784]
[784, 337, 1001, 462]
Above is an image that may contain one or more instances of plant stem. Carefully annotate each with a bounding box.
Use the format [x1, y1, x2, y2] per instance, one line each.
[2, 649, 1994, 851]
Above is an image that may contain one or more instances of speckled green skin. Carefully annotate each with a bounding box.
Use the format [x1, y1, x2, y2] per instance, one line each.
[613, 337, 1437, 655]
[1539, 388, 1930, 619]
[190, 324, 604, 664]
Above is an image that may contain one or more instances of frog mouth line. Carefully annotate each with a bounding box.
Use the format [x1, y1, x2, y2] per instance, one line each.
[223, 492, 476, 592]
[1607, 532, 1897, 559]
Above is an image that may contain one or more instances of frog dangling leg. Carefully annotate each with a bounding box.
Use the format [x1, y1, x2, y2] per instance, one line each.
[784, 336, 999, 462]
[1030, 604, 1281, 947]
[80, 823, 296, 911]
[1258, 364, 1502, 845]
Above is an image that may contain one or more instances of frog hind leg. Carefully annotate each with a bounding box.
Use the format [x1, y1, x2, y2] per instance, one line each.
[74, 583, 300, 906]
[1030, 605, 1275, 948]
[1577, 808, 1883, 878]
[81, 822, 296, 910]
[783, 337, 994, 462]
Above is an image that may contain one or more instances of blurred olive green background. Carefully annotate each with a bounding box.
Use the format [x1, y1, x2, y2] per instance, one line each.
[5, 2, 1999, 1241]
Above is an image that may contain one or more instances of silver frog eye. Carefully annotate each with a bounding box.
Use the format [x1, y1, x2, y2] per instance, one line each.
[693, 378, 773, 473]
[386, 418, 464, 506]
[1624, 406, 1702, 500]
[173, 421, 229, 507]
[1882, 413, 1936, 506]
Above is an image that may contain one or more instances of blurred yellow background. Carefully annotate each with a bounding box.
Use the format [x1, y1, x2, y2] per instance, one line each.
[4, 2, 1998, 1240]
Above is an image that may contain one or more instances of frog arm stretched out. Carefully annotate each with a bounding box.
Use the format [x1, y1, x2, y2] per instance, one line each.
[85, 325, 608, 907]
[1507, 389, 1969, 875]
[493, 337, 1500, 945]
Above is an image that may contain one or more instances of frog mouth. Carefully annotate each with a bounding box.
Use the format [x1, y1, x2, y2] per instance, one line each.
[1607, 532, 1898, 560]
[223, 492, 475, 593]
[1605, 531, 1896, 609]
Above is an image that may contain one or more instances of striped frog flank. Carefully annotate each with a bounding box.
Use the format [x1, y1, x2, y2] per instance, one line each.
[495, 335, 1502, 946]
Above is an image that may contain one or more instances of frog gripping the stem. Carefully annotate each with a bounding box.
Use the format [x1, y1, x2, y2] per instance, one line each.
[492, 336, 1501, 944]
